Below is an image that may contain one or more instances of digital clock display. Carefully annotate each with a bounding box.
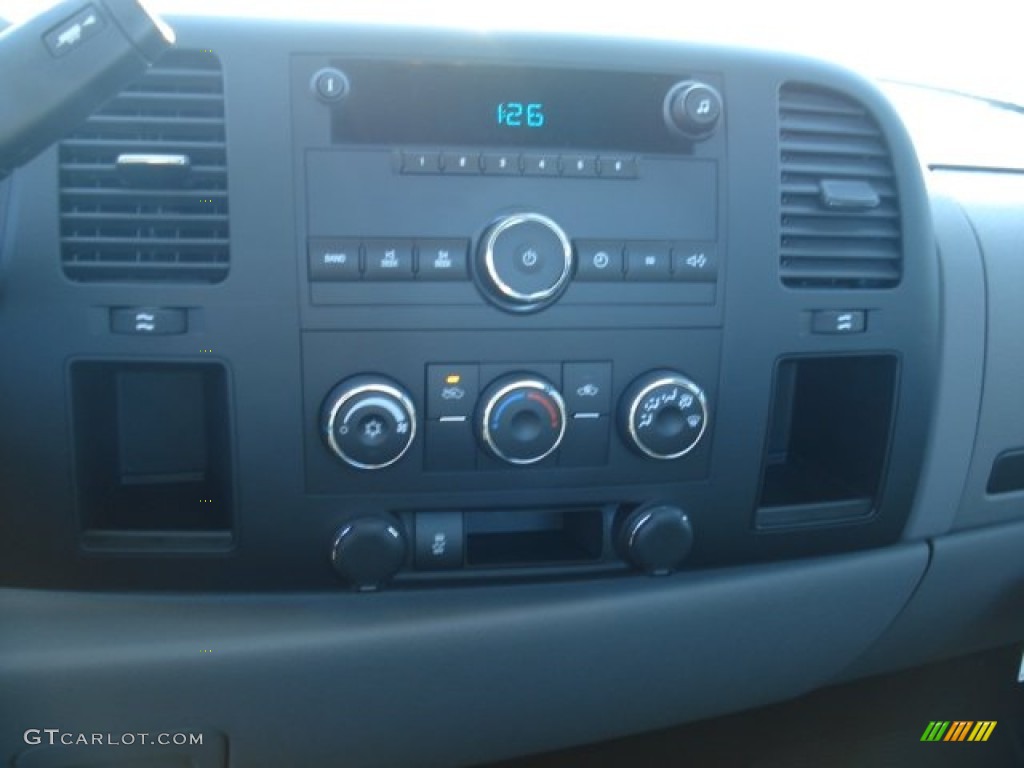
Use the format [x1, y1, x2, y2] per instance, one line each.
[331, 61, 686, 152]
[496, 102, 545, 129]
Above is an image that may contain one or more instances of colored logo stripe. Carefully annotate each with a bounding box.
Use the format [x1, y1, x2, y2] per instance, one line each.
[969, 721, 998, 742]
[945, 721, 973, 741]
[921, 721, 996, 742]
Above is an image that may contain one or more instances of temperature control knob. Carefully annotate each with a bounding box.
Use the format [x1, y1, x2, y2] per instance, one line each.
[321, 376, 417, 470]
[476, 213, 574, 312]
[478, 374, 567, 465]
[664, 81, 723, 139]
[620, 370, 708, 460]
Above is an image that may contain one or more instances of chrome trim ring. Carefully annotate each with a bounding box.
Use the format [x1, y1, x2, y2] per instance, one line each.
[324, 380, 417, 470]
[481, 213, 574, 305]
[626, 374, 708, 460]
[480, 377, 567, 465]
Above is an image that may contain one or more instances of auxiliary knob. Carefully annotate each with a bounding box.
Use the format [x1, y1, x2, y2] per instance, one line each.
[620, 370, 709, 460]
[477, 374, 567, 465]
[616, 502, 694, 575]
[330, 516, 407, 590]
[476, 213, 574, 312]
[664, 81, 723, 139]
[321, 375, 416, 470]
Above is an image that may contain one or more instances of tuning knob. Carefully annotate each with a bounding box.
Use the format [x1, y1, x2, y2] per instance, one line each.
[330, 516, 407, 590]
[616, 502, 694, 575]
[664, 81, 723, 139]
[476, 213, 574, 312]
[620, 370, 708, 460]
[477, 374, 567, 465]
[321, 376, 416, 470]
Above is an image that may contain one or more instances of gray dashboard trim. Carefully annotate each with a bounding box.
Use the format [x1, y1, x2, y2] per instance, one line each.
[0, 545, 926, 767]
[902, 188, 986, 539]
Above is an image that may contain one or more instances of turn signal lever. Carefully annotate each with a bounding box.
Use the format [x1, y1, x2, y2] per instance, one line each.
[0, 0, 175, 178]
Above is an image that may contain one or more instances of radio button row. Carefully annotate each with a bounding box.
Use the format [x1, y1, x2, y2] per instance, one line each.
[573, 240, 717, 282]
[398, 150, 638, 179]
[308, 238, 469, 282]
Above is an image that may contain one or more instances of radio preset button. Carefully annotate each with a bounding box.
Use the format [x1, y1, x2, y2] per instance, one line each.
[575, 241, 624, 281]
[481, 153, 521, 175]
[561, 155, 598, 177]
[364, 240, 414, 280]
[441, 151, 480, 174]
[522, 154, 560, 176]
[401, 151, 442, 174]
[599, 155, 638, 179]
[626, 242, 672, 281]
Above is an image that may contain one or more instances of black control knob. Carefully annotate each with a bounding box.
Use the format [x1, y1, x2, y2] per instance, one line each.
[321, 376, 416, 470]
[330, 516, 407, 590]
[478, 374, 567, 465]
[617, 502, 694, 575]
[476, 213, 574, 312]
[620, 370, 709, 460]
[664, 81, 723, 139]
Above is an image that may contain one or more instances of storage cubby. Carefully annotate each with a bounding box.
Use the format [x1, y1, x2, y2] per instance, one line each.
[756, 355, 898, 529]
[70, 361, 234, 542]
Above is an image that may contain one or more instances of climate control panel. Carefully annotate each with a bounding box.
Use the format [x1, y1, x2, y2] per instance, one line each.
[317, 362, 711, 474]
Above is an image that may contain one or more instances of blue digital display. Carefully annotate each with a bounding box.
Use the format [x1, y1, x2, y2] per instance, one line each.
[496, 102, 545, 129]
[332, 61, 683, 151]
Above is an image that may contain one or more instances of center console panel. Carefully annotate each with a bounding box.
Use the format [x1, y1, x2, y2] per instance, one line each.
[0, 23, 939, 591]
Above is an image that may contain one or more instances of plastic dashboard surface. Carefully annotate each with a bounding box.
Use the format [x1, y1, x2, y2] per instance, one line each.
[0, 14, 1023, 768]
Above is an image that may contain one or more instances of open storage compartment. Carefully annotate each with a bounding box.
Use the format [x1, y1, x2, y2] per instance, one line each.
[70, 361, 234, 550]
[756, 354, 898, 529]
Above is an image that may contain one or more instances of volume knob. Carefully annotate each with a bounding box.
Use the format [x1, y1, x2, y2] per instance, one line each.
[476, 213, 574, 312]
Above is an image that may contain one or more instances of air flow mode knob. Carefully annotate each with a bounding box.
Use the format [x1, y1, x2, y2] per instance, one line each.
[620, 371, 709, 459]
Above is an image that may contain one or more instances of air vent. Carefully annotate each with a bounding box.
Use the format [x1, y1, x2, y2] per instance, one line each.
[59, 50, 228, 283]
[779, 83, 900, 288]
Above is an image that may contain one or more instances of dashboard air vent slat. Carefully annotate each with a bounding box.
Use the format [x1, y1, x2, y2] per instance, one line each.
[59, 50, 229, 283]
[779, 83, 901, 288]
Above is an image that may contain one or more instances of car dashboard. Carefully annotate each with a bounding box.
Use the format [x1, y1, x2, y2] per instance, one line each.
[1, 11, 1024, 768]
